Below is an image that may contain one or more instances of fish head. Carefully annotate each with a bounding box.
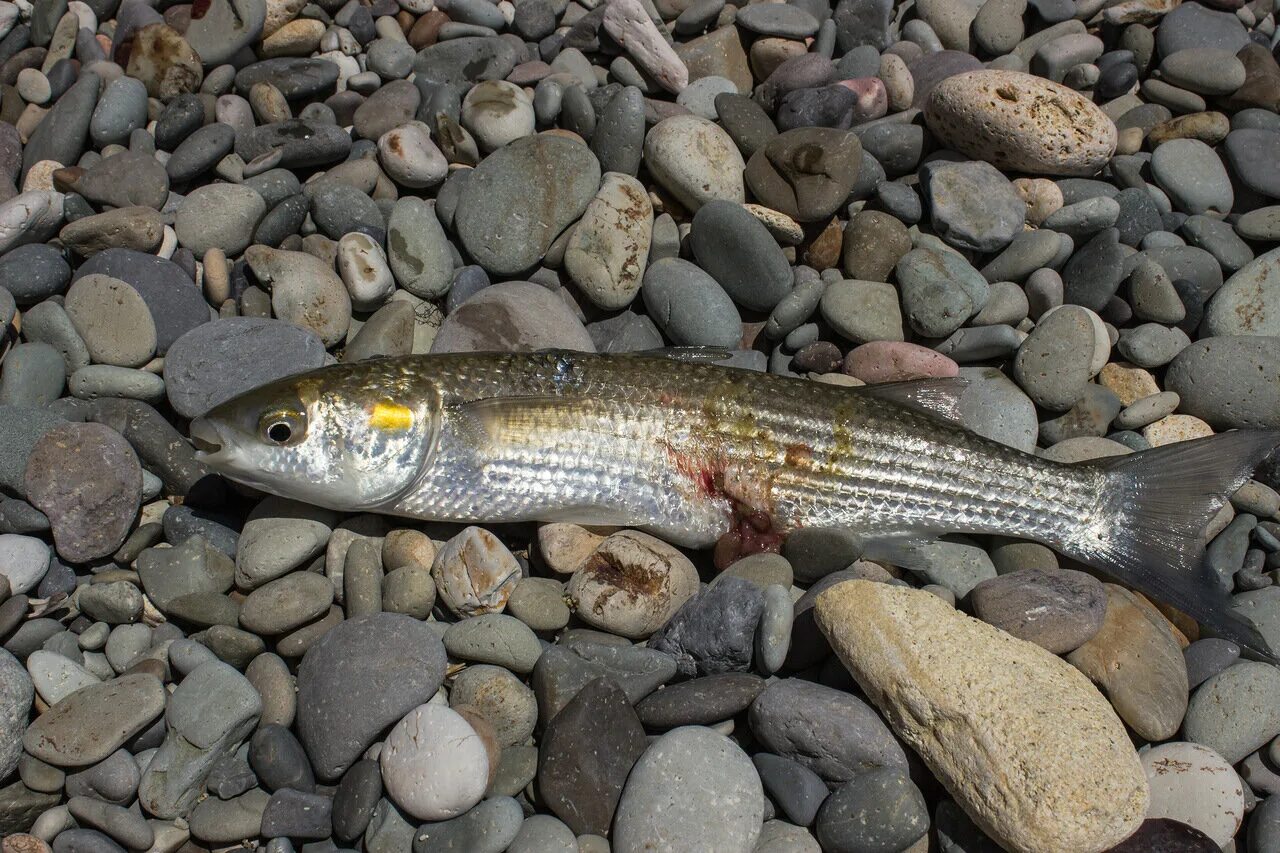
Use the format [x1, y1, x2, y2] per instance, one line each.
[189, 363, 438, 511]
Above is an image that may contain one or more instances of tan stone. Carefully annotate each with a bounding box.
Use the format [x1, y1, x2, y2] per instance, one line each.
[538, 522, 606, 574]
[925, 70, 1117, 177]
[1142, 413, 1215, 447]
[260, 17, 324, 57]
[675, 26, 752, 95]
[1066, 584, 1189, 741]
[125, 24, 203, 101]
[567, 529, 700, 639]
[1012, 177, 1062, 225]
[1098, 361, 1160, 405]
[744, 204, 804, 245]
[814, 580, 1148, 853]
[1148, 112, 1231, 148]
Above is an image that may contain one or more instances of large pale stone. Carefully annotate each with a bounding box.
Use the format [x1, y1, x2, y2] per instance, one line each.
[814, 580, 1148, 853]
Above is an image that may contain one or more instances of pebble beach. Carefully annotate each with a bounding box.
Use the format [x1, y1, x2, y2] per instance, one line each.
[0, 0, 1278, 848]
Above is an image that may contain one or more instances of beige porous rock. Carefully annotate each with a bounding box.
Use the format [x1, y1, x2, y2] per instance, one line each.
[814, 579, 1149, 853]
[925, 70, 1117, 177]
[567, 529, 700, 639]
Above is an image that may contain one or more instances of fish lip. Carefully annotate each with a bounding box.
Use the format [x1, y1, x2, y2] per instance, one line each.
[189, 417, 227, 461]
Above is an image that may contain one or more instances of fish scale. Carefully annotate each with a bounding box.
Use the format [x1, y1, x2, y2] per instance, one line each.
[392, 353, 1099, 550]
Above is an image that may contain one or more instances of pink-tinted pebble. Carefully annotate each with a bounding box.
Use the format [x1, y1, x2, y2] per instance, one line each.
[843, 341, 959, 382]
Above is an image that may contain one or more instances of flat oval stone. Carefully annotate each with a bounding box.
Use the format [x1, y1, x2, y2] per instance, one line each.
[239, 572, 335, 635]
[234, 58, 339, 100]
[63, 274, 157, 368]
[1150, 138, 1234, 216]
[380, 704, 489, 821]
[412, 36, 521, 85]
[71, 250, 207, 355]
[1203, 246, 1280, 337]
[25, 422, 140, 563]
[164, 317, 327, 418]
[455, 134, 601, 277]
[234, 119, 353, 169]
[924, 69, 1117, 176]
[564, 172, 653, 311]
[635, 672, 767, 728]
[641, 257, 742, 347]
[1183, 661, 1280, 764]
[749, 677, 907, 783]
[1066, 584, 1189, 742]
[538, 676, 647, 836]
[23, 674, 165, 767]
[243, 245, 351, 346]
[1140, 742, 1244, 847]
[971, 567, 1106, 654]
[432, 281, 595, 354]
[1165, 336, 1280, 429]
[689, 200, 792, 312]
[411, 796, 525, 853]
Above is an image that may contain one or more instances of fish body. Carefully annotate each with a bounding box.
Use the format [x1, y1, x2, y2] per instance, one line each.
[190, 350, 1280, 654]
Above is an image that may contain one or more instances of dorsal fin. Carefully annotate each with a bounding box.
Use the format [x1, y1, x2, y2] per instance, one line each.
[852, 378, 969, 424]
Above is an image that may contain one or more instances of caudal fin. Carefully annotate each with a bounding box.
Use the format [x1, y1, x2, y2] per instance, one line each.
[1067, 430, 1280, 660]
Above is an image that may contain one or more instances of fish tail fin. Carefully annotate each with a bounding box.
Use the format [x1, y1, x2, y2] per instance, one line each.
[1066, 429, 1280, 660]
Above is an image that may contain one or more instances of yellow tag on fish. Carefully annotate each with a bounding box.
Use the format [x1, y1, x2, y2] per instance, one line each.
[370, 401, 413, 431]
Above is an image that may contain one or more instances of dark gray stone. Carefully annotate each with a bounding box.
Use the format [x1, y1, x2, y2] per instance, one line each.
[648, 577, 766, 677]
[749, 678, 908, 784]
[296, 612, 447, 781]
[538, 676, 647, 836]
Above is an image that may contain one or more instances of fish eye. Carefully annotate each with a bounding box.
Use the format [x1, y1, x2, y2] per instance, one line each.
[259, 411, 306, 446]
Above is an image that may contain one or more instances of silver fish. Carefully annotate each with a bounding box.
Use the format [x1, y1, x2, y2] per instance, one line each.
[189, 350, 1280, 655]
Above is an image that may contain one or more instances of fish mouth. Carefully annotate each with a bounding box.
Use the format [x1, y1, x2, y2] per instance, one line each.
[189, 418, 226, 460]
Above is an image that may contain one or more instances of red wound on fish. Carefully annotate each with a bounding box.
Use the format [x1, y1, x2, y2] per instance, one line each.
[713, 507, 784, 570]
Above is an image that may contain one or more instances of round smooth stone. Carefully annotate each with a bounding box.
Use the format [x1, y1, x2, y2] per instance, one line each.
[443, 614, 542, 674]
[689, 200, 792, 312]
[175, 184, 265, 256]
[641, 258, 742, 347]
[612, 726, 764, 853]
[455, 135, 600, 277]
[643, 115, 745, 211]
[432, 281, 595, 354]
[1150, 139, 1234, 215]
[1140, 742, 1244, 847]
[0, 534, 51, 594]
[63, 275, 157, 368]
[239, 572, 335, 635]
[380, 704, 490, 821]
[25, 422, 141, 564]
[634, 673, 767, 728]
[460, 80, 536, 151]
[815, 768, 929, 853]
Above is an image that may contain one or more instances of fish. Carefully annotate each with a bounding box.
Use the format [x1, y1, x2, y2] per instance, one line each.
[189, 349, 1280, 656]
